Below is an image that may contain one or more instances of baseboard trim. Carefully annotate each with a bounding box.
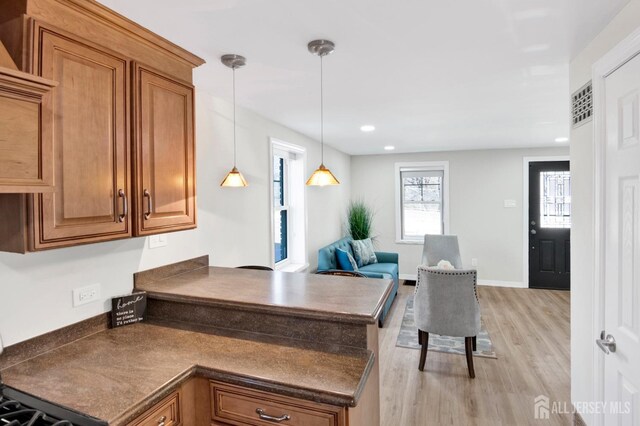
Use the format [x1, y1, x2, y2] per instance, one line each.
[400, 273, 526, 289]
[478, 280, 527, 288]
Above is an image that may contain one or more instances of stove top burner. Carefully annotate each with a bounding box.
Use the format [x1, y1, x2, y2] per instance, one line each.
[0, 396, 71, 426]
[0, 386, 106, 426]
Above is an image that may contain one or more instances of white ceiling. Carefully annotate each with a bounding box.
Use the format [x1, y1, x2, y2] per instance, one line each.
[99, 0, 628, 155]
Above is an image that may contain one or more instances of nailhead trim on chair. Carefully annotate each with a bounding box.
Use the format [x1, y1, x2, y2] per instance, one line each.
[415, 267, 480, 303]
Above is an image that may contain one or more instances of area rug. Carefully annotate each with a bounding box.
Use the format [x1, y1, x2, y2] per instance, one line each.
[396, 296, 497, 359]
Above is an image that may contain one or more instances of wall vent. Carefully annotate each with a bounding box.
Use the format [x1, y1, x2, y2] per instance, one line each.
[572, 81, 592, 128]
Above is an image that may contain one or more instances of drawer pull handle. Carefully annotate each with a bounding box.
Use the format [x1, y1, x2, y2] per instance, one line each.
[144, 189, 153, 220]
[256, 408, 291, 422]
[157, 415, 166, 426]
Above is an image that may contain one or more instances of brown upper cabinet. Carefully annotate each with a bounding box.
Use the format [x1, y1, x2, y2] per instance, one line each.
[32, 23, 132, 249]
[0, 0, 204, 253]
[133, 64, 196, 236]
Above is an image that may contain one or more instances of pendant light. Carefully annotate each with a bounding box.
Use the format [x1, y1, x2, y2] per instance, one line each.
[220, 54, 248, 187]
[306, 40, 340, 186]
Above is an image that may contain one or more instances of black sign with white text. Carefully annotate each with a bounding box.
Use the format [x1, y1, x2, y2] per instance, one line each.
[111, 292, 147, 328]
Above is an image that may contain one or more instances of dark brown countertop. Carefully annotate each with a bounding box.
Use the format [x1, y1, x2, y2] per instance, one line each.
[135, 266, 393, 324]
[1, 323, 373, 425]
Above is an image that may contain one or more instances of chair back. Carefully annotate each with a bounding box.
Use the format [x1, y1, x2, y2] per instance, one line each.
[236, 265, 274, 271]
[421, 234, 463, 268]
[414, 266, 480, 337]
[316, 269, 366, 278]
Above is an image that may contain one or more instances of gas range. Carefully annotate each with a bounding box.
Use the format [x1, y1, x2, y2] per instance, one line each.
[0, 384, 107, 426]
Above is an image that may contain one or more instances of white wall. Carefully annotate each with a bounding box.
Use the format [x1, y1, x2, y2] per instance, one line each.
[0, 83, 351, 347]
[570, 1, 640, 424]
[350, 147, 568, 285]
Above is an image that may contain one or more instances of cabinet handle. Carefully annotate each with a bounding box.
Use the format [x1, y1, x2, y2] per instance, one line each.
[256, 408, 291, 423]
[157, 415, 166, 426]
[143, 189, 153, 220]
[118, 189, 127, 222]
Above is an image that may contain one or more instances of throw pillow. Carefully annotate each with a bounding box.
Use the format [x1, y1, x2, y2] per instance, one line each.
[336, 248, 358, 271]
[350, 238, 378, 267]
[436, 259, 455, 270]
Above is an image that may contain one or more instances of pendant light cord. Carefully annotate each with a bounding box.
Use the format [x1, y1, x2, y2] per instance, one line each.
[320, 55, 324, 164]
[232, 67, 237, 168]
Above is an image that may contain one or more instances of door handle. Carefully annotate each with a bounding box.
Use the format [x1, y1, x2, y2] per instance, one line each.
[118, 189, 127, 223]
[143, 189, 153, 220]
[596, 330, 616, 354]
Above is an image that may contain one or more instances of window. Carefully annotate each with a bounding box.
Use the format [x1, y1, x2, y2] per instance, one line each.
[395, 162, 449, 243]
[271, 139, 307, 270]
[273, 155, 288, 263]
[540, 171, 571, 228]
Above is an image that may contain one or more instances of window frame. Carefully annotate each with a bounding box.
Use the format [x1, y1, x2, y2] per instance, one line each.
[395, 161, 450, 244]
[269, 138, 308, 271]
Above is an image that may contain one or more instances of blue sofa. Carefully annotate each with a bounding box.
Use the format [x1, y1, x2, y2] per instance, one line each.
[317, 237, 399, 327]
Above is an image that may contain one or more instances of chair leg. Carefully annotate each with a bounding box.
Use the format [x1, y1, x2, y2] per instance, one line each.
[472, 335, 477, 351]
[418, 330, 429, 371]
[418, 329, 423, 345]
[465, 337, 476, 378]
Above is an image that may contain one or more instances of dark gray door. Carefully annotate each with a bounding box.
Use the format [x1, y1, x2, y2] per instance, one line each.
[529, 161, 571, 290]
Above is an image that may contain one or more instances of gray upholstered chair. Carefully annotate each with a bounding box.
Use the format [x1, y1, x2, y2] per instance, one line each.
[421, 234, 463, 268]
[415, 235, 481, 378]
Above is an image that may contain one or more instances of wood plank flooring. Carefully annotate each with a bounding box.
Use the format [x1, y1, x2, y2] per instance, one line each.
[378, 284, 571, 426]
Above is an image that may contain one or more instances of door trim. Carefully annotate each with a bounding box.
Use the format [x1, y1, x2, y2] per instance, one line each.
[522, 156, 570, 288]
[592, 25, 640, 426]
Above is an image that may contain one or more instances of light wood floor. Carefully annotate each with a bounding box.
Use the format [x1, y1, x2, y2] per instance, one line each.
[378, 283, 571, 426]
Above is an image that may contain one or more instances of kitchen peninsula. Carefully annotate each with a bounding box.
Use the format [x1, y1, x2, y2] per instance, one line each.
[0, 256, 392, 425]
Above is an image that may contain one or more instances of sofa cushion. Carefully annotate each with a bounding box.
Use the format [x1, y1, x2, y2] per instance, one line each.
[359, 262, 398, 279]
[350, 238, 378, 267]
[336, 248, 358, 271]
[317, 237, 355, 271]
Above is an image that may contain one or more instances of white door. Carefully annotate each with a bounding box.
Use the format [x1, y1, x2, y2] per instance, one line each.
[601, 51, 640, 425]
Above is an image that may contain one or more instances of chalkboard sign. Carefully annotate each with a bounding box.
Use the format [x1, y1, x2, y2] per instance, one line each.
[111, 292, 147, 328]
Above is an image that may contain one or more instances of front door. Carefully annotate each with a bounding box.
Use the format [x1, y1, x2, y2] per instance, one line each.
[600, 49, 640, 425]
[528, 161, 571, 290]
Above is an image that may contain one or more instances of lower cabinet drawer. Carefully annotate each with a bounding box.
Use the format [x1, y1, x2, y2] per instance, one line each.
[130, 391, 181, 426]
[210, 381, 344, 426]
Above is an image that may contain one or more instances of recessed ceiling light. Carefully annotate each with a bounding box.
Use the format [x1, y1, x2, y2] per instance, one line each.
[555, 137, 569, 143]
[384, 146, 395, 151]
[522, 44, 550, 53]
[360, 125, 375, 132]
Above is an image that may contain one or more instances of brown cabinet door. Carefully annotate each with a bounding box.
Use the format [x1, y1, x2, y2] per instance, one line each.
[0, 69, 56, 193]
[133, 64, 196, 236]
[31, 24, 130, 249]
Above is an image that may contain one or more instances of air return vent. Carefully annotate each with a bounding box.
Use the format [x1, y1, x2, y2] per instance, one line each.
[572, 81, 592, 128]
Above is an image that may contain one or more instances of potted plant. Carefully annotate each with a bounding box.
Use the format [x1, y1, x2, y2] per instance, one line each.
[346, 200, 375, 241]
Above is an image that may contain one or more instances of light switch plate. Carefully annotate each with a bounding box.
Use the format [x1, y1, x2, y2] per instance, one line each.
[504, 199, 517, 208]
[471, 258, 478, 267]
[149, 234, 168, 249]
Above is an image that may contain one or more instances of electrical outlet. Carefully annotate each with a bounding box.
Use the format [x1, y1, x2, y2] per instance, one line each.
[149, 234, 168, 249]
[73, 283, 101, 307]
[504, 199, 517, 208]
[471, 258, 478, 267]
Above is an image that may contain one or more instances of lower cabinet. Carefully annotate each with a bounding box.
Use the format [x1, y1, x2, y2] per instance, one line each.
[128, 377, 378, 426]
[210, 381, 345, 426]
[130, 391, 182, 426]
